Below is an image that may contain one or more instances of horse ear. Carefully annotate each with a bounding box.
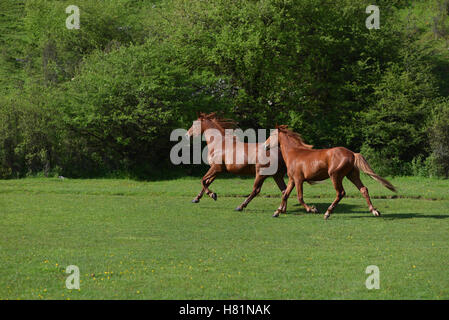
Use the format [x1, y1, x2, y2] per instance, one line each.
[206, 112, 216, 119]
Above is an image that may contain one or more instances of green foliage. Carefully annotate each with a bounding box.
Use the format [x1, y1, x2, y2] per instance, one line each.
[21, 0, 151, 84]
[0, 1, 27, 92]
[0, 88, 61, 178]
[56, 41, 226, 175]
[428, 99, 449, 177]
[156, 0, 406, 147]
[359, 58, 437, 175]
[1, 0, 449, 178]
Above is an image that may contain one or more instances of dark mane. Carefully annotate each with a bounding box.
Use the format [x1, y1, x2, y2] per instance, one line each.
[276, 125, 313, 149]
[199, 112, 238, 130]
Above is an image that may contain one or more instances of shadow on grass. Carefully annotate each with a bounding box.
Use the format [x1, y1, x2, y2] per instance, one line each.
[376, 213, 449, 220]
[197, 201, 449, 220]
[197, 201, 364, 215]
[300, 202, 366, 215]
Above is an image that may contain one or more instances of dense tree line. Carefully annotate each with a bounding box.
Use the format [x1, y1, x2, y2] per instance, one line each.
[0, 0, 448, 179]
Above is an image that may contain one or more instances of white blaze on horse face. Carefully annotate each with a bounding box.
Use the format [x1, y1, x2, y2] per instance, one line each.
[263, 139, 269, 150]
[264, 129, 278, 150]
[188, 120, 201, 137]
[187, 120, 202, 164]
[272, 129, 279, 149]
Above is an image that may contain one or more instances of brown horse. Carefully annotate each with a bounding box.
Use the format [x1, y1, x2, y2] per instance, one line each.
[186, 112, 287, 211]
[263, 125, 396, 219]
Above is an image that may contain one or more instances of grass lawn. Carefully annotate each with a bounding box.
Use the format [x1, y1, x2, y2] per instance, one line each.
[0, 175, 448, 299]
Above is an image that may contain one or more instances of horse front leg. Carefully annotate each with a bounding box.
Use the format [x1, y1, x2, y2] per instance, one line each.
[192, 167, 219, 203]
[191, 175, 216, 203]
[202, 166, 221, 201]
[296, 180, 318, 213]
[192, 187, 205, 203]
[273, 178, 295, 217]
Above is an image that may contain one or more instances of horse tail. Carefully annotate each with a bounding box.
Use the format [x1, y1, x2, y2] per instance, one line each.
[354, 153, 397, 192]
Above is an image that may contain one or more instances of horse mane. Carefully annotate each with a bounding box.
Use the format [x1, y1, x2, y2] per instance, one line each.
[276, 125, 313, 149]
[198, 112, 238, 130]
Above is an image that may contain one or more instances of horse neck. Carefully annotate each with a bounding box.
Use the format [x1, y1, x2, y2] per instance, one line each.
[278, 132, 303, 161]
[278, 133, 289, 157]
[202, 121, 225, 146]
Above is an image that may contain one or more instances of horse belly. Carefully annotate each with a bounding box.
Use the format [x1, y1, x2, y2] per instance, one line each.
[306, 169, 329, 181]
[226, 163, 256, 175]
[302, 161, 329, 181]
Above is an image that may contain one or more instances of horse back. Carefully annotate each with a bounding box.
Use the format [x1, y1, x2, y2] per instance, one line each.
[286, 147, 355, 180]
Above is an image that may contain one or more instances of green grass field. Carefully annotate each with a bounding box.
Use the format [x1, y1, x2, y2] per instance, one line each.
[1, 175, 448, 299]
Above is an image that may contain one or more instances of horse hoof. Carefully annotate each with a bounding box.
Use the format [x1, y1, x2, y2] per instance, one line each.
[272, 213, 279, 218]
[372, 209, 381, 217]
[310, 206, 319, 214]
[191, 199, 199, 203]
[235, 207, 243, 211]
[324, 212, 330, 220]
[211, 193, 217, 201]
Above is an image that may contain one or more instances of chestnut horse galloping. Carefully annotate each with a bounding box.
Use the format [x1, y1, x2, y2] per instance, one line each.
[186, 113, 287, 211]
[264, 125, 396, 219]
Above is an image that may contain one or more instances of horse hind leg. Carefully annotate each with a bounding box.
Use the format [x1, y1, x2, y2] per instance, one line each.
[347, 168, 380, 217]
[324, 174, 346, 220]
[235, 174, 267, 211]
[273, 172, 287, 194]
